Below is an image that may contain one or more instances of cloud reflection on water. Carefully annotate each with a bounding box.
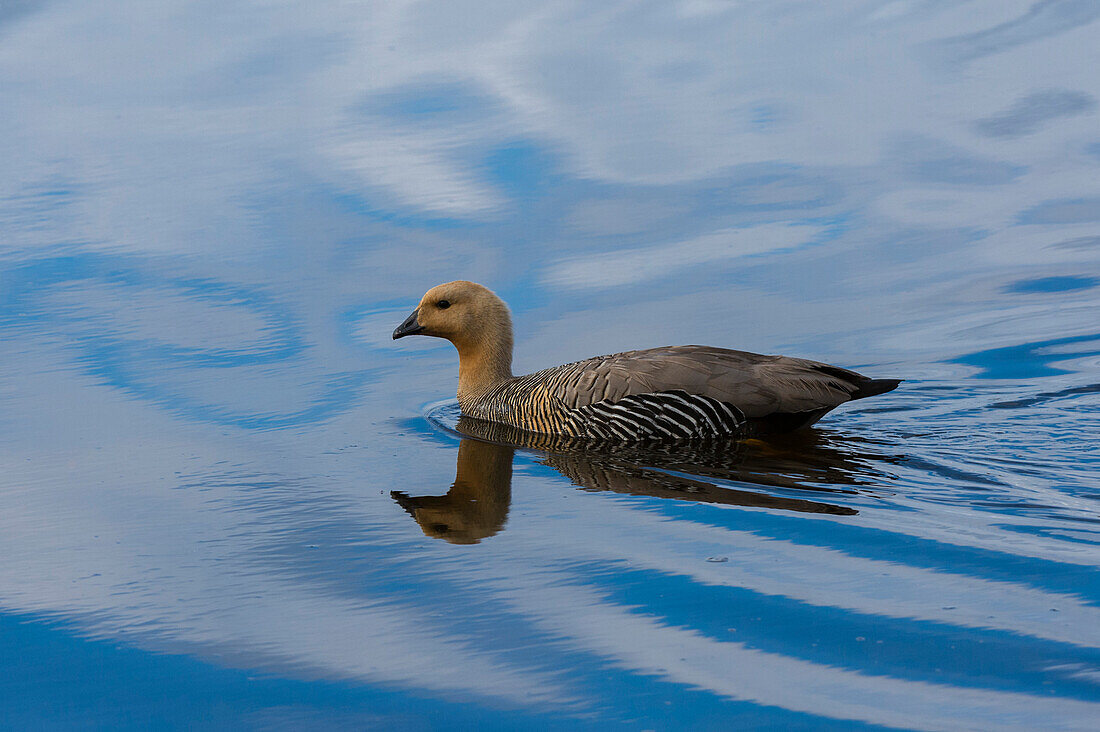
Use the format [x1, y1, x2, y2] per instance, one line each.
[1, 0, 1099, 728]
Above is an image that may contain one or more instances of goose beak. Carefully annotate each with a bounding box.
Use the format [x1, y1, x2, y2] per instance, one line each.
[392, 308, 424, 339]
[390, 491, 419, 516]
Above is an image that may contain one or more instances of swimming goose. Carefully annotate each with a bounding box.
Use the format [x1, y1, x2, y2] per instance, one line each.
[393, 281, 900, 440]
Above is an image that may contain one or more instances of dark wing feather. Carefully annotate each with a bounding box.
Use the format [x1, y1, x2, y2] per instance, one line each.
[547, 345, 869, 419]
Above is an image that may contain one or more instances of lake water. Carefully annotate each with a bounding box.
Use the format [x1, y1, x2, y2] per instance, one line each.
[2, 1, 1099, 729]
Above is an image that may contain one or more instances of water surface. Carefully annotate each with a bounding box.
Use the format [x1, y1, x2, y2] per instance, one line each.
[2, 1, 1099, 729]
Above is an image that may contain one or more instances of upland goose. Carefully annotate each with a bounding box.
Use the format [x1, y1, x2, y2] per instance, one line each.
[393, 281, 900, 441]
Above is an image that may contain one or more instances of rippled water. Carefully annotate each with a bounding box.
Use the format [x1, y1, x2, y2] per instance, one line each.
[2, 1, 1099, 729]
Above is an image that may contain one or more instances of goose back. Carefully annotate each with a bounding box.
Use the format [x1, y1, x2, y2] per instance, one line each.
[464, 345, 898, 440]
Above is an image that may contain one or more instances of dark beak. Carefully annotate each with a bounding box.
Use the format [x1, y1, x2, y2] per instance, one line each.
[392, 308, 424, 339]
[391, 491, 420, 516]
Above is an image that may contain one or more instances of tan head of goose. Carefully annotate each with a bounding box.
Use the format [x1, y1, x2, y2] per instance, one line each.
[393, 281, 901, 441]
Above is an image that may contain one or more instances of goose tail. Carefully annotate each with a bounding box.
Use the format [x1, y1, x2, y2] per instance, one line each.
[851, 378, 902, 400]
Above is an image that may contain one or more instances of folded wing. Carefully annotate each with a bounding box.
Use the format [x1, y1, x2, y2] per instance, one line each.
[548, 345, 884, 420]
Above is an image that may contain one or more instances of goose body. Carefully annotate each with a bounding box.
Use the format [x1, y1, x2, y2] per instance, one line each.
[394, 281, 900, 441]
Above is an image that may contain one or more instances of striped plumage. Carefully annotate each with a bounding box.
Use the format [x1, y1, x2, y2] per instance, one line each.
[466, 358, 746, 440]
[394, 282, 900, 442]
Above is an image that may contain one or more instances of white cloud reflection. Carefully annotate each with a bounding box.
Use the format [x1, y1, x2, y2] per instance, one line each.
[545, 223, 827, 289]
[2, 0, 1097, 228]
[2, 0, 1100, 727]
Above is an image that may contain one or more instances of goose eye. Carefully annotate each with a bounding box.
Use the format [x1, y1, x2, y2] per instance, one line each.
[437, 300, 451, 309]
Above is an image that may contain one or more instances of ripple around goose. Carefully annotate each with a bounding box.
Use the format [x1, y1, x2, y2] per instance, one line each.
[393, 281, 901, 442]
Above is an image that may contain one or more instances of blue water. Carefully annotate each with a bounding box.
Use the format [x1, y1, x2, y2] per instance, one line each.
[1, 1, 1099, 729]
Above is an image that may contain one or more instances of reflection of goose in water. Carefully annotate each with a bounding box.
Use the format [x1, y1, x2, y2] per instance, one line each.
[393, 438, 514, 545]
[391, 416, 900, 544]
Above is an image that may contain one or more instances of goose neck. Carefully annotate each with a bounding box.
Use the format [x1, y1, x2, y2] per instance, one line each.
[456, 342, 513, 408]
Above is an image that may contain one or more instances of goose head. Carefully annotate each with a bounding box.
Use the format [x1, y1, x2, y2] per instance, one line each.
[393, 281, 514, 402]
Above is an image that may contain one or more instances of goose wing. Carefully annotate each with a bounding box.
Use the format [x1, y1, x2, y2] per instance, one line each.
[546, 345, 871, 419]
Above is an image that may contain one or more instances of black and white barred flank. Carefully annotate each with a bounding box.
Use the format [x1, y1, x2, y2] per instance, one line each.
[468, 381, 746, 444]
[566, 390, 746, 441]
